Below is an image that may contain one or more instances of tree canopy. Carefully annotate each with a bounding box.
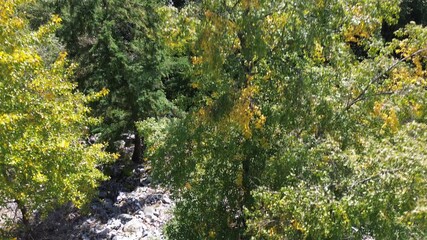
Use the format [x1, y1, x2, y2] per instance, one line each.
[54, 0, 181, 162]
[1, 0, 426, 239]
[140, 0, 427, 239]
[0, 0, 115, 229]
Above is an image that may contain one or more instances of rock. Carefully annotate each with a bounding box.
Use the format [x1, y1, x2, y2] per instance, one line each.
[114, 140, 126, 150]
[81, 234, 90, 240]
[95, 227, 110, 237]
[88, 133, 100, 145]
[143, 206, 155, 217]
[145, 194, 162, 205]
[162, 196, 171, 205]
[118, 213, 133, 223]
[0, 201, 21, 226]
[140, 177, 150, 186]
[107, 218, 122, 230]
[99, 198, 115, 213]
[19, 160, 174, 240]
[112, 235, 130, 240]
[116, 198, 143, 214]
[123, 218, 145, 233]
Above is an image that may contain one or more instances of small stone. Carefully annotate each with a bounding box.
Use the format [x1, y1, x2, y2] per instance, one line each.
[96, 228, 110, 236]
[123, 218, 145, 233]
[81, 234, 90, 240]
[112, 235, 129, 240]
[107, 218, 122, 230]
[162, 196, 171, 204]
[118, 213, 133, 223]
[145, 194, 162, 205]
[143, 206, 155, 217]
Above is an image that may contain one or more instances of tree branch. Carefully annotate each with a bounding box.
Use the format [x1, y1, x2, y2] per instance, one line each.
[350, 168, 401, 190]
[344, 48, 427, 112]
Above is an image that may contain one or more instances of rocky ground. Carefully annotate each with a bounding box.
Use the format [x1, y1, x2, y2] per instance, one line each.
[2, 161, 174, 240]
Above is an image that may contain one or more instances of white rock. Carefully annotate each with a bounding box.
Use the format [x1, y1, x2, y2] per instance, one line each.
[107, 218, 123, 230]
[112, 235, 130, 240]
[123, 218, 145, 233]
[162, 196, 171, 204]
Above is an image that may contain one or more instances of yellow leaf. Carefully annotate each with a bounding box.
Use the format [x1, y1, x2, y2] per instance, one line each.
[373, 101, 383, 116]
[59, 140, 70, 149]
[33, 172, 48, 183]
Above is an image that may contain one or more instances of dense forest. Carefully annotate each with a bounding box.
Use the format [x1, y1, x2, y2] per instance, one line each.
[1, 0, 427, 239]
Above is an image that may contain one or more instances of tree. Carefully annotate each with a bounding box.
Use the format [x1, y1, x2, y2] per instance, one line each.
[52, 0, 177, 162]
[0, 0, 115, 230]
[142, 0, 427, 239]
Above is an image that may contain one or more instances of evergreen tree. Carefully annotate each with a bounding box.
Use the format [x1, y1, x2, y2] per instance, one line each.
[57, 0, 175, 162]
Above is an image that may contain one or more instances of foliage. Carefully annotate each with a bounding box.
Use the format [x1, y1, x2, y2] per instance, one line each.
[156, 4, 199, 112]
[3, 0, 427, 238]
[40, 0, 179, 162]
[0, 0, 115, 228]
[247, 123, 427, 239]
[382, 0, 427, 41]
[148, 0, 427, 239]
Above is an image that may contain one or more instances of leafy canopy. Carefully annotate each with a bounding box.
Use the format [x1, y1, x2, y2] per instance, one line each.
[141, 0, 427, 239]
[0, 0, 115, 227]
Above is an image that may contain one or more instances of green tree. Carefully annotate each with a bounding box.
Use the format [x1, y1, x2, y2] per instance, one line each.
[54, 0, 177, 162]
[0, 0, 115, 230]
[142, 0, 427, 239]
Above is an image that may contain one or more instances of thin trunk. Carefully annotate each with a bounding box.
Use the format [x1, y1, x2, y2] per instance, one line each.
[132, 131, 143, 163]
[15, 199, 29, 226]
[239, 157, 252, 239]
[237, 7, 253, 238]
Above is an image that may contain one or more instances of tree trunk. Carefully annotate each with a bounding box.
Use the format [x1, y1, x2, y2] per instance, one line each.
[132, 131, 143, 163]
[15, 199, 29, 226]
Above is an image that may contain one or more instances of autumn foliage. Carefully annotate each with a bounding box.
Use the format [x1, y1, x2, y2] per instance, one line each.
[0, 0, 115, 229]
[1, 0, 427, 239]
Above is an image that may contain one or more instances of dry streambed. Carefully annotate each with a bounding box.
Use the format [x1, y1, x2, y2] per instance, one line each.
[2, 163, 174, 240]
